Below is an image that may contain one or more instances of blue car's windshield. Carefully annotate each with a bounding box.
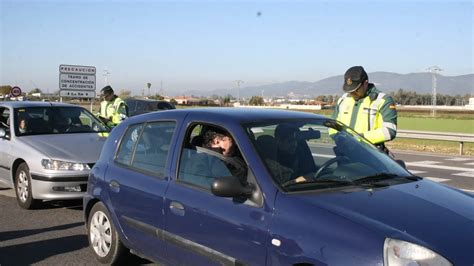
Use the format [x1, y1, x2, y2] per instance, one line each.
[245, 119, 413, 191]
[15, 106, 109, 136]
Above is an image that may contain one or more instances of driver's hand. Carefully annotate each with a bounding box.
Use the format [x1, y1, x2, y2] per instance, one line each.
[294, 176, 307, 183]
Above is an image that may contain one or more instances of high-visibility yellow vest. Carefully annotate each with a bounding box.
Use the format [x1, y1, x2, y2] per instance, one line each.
[100, 97, 128, 126]
[333, 85, 397, 145]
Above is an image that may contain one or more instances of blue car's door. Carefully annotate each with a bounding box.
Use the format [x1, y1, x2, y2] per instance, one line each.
[104, 121, 177, 262]
[163, 122, 273, 265]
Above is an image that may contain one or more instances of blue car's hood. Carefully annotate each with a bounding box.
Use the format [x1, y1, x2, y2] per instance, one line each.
[19, 133, 107, 163]
[296, 179, 474, 263]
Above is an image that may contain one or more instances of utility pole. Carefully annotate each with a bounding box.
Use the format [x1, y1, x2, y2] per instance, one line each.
[427, 66, 442, 117]
[234, 80, 244, 104]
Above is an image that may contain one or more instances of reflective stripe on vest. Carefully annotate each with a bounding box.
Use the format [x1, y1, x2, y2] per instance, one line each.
[369, 92, 385, 131]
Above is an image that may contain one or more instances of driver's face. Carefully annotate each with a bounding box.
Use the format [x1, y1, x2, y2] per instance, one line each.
[211, 136, 234, 156]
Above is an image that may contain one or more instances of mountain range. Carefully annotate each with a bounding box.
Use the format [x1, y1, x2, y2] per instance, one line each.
[183, 72, 474, 98]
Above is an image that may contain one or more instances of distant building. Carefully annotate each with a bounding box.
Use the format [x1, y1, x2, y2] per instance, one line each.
[467, 97, 474, 110]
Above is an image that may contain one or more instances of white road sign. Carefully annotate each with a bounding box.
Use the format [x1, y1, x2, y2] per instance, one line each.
[59, 64, 96, 98]
[59, 73, 96, 90]
[59, 90, 96, 98]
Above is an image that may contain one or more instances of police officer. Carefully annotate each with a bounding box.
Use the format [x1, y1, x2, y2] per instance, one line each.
[98, 86, 128, 127]
[332, 66, 397, 152]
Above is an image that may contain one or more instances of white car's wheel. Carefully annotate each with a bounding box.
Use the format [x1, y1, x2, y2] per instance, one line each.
[15, 162, 39, 209]
[88, 202, 127, 264]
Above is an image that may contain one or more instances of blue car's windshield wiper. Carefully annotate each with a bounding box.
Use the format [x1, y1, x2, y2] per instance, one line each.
[352, 173, 420, 184]
[282, 179, 354, 189]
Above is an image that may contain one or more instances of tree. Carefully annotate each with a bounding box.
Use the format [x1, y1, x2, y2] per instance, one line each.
[249, 96, 264, 106]
[30, 88, 42, 94]
[149, 94, 164, 100]
[170, 98, 178, 105]
[118, 90, 131, 98]
[0, 85, 12, 96]
[223, 94, 232, 106]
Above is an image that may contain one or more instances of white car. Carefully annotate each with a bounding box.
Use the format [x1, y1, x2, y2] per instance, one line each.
[0, 101, 109, 209]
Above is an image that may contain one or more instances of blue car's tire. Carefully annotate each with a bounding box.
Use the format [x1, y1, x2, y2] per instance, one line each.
[88, 202, 128, 264]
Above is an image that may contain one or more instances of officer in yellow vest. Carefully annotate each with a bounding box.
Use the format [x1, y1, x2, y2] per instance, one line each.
[98, 86, 128, 128]
[332, 66, 397, 152]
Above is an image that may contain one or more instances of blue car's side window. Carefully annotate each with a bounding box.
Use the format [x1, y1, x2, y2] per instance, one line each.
[178, 124, 248, 190]
[115, 124, 144, 166]
[131, 121, 176, 177]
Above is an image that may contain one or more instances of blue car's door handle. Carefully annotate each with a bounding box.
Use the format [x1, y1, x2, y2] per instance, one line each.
[109, 180, 120, 193]
[169, 201, 185, 216]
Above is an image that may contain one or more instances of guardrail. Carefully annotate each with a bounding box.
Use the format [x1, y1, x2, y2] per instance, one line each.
[397, 130, 474, 155]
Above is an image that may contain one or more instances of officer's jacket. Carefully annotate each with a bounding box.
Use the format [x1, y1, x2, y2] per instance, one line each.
[332, 84, 397, 145]
[100, 97, 128, 126]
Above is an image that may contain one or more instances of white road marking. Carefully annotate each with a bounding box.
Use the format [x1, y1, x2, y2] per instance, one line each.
[445, 158, 473, 162]
[452, 172, 474, 178]
[408, 170, 427, 175]
[462, 189, 474, 194]
[409, 160, 441, 165]
[0, 188, 15, 198]
[312, 153, 335, 158]
[406, 162, 474, 172]
[424, 177, 450, 182]
[465, 162, 474, 166]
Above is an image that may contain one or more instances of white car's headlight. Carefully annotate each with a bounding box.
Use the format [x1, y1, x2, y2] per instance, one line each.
[41, 159, 90, 171]
[384, 238, 452, 266]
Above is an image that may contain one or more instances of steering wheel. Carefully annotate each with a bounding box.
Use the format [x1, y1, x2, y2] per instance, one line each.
[313, 156, 350, 180]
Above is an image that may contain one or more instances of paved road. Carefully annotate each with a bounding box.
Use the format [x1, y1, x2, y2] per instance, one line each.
[0, 150, 472, 265]
[0, 193, 153, 265]
[395, 150, 474, 193]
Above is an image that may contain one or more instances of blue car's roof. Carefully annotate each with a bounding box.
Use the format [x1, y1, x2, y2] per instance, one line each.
[0, 101, 79, 108]
[135, 107, 328, 124]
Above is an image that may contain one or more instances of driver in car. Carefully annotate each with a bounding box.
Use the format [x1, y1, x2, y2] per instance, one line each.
[267, 124, 317, 185]
[203, 129, 247, 183]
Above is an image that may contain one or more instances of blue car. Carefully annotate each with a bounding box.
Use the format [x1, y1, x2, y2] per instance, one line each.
[84, 108, 474, 265]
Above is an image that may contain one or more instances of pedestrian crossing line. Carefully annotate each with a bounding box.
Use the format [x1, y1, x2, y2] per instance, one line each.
[406, 162, 474, 172]
[445, 158, 473, 162]
[410, 160, 441, 165]
[462, 189, 474, 194]
[408, 170, 426, 175]
[312, 153, 335, 158]
[465, 162, 474, 166]
[424, 177, 450, 183]
[452, 172, 474, 178]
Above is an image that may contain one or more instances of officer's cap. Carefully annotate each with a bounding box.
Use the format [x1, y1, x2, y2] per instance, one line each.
[342, 66, 368, 92]
[100, 86, 114, 96]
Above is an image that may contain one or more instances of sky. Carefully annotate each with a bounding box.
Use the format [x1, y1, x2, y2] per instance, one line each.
[1, 0, 473, 96]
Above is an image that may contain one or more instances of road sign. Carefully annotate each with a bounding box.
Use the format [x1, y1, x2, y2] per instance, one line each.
[59, 73, 96, 90]
[59, 90, 96, 98]
[11, 86, 22, 97]
[59, 64, 96, 98]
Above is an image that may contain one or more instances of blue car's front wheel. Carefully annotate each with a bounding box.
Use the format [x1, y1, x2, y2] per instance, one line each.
[88, 202, 127, 264]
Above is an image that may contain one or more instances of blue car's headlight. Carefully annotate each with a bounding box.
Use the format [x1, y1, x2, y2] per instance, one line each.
[384, 238, 452, 266]
[41, 159, 90, 171]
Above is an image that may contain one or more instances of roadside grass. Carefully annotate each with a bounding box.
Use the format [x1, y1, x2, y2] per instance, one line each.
[386, 138, 474, 156]
[398, 117, 474, 134]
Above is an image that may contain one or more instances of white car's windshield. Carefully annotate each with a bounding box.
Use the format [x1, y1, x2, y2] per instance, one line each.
[15, 106, 109, 136]
[246, 119, 414, 192]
